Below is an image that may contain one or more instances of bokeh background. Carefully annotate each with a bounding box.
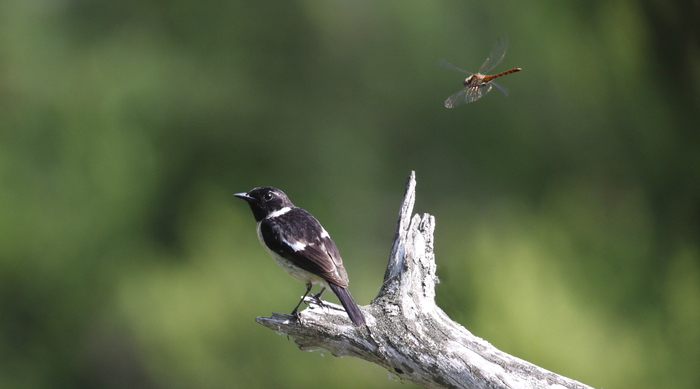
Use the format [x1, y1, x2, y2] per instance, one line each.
[1, 0, 699, 388]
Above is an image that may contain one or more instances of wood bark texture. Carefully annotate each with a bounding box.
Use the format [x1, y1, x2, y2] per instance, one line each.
[256, 171, 594, 389]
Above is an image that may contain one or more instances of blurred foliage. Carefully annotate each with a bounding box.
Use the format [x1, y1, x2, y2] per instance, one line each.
[1, 0, 699, 388]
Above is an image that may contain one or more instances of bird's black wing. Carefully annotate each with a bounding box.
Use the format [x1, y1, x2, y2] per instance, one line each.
[259, 208, 349, 287]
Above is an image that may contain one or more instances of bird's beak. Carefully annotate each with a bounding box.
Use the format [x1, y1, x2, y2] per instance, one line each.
[233, 192, 253, 201]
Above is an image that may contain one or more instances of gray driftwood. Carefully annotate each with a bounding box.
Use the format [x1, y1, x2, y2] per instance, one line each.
[256, 171, 594, 389]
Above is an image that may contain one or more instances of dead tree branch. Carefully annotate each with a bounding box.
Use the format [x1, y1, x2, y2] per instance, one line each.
[256, 171, 593, 389]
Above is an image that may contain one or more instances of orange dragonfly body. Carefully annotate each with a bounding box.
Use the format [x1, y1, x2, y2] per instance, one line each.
[439, 36, 521, 107]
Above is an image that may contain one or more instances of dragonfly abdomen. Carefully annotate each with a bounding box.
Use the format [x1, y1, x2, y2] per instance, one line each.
[484, 68, 522, 82]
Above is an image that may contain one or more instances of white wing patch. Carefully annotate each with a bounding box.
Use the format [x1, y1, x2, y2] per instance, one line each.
[320, 228, 330, 239]
[282, 236, 307, 252]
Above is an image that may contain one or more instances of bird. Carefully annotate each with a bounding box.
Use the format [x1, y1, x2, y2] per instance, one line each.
[234, 186, 366, 326]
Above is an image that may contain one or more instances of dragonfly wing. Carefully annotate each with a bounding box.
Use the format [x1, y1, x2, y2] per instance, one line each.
[478, 36, 508, 74]
[466, 84, 493, 104]
[490, 80, 509, 96]
[445, 85, 491, 107]
[437, 59, 473, 75]
[444, 87, 470, 108]
[465, 88, 481, 104]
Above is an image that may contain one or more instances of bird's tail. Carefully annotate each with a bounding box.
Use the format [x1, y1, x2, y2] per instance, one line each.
[328, 283, 366, 326]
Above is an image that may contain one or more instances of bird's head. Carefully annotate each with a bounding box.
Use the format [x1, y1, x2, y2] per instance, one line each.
[234, 186, 293, 221]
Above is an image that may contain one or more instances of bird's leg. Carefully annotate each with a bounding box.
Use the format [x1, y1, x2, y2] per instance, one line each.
[309, 287, 327, 307]
[290, 282, 313, 319]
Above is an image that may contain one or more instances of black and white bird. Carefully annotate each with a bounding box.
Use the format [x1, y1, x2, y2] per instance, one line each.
[234, 187, 366, 326]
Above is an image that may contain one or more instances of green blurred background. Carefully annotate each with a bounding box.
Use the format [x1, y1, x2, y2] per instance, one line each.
[1, 0, 699, 388]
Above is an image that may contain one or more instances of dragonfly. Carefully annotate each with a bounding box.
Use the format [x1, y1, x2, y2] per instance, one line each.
[438, 36, 521, 107]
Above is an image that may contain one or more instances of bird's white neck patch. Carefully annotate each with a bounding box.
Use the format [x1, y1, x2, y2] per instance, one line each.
[267, 206, 291, 219]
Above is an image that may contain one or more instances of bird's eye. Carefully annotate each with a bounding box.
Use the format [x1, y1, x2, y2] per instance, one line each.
[263, 193, 274, 201]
